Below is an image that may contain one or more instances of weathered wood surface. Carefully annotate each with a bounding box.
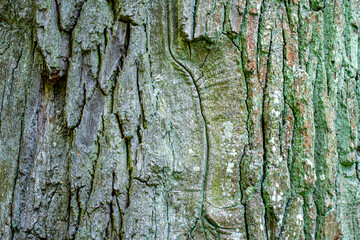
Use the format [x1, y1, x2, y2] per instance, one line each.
[0, 0, 360, 239]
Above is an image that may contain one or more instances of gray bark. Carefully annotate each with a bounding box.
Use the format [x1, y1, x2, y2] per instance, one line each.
[0, 0, 360, 239]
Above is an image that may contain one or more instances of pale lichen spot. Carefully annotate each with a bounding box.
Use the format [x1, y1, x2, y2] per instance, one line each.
[230, 229, 243, 240]
[296, 213, 303, 223]
[272, 146, 276, 153]
[226, 162, 235, 173]
[305, 158, 314, 168]
[229, 149, 237, 156]
[271, 109, 280, 118]
[272, 90, 281, 105]
[222, 121, 234, 141]
[193, 166, 200, 172]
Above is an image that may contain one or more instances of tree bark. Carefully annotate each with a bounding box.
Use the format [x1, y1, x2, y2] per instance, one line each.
[0, 0, 359, 239]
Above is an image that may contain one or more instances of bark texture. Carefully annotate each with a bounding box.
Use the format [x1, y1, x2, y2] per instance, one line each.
[0, 0, 360, 239]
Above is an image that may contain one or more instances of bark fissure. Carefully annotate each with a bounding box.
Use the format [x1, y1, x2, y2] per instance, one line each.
[232, 30, 251, 239]
[192, 0, 198, 40]
[73, 187, 81, 237]
[66, 143, 73, 239]
[256, 0, 264, 76]
[277, 22, 295, 239]
[260, 28, 273, 240]
[8, 49, 25, 239]
[125, 138, 132, 210]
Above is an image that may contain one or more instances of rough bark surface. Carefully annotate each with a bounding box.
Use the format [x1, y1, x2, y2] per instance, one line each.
[1, 0, 360, 239]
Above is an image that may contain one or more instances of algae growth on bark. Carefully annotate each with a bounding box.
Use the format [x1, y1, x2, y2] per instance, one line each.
[0, 0, 360, 239]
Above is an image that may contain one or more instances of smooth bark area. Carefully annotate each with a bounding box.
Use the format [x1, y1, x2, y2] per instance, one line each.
[0, 0, 360, 239]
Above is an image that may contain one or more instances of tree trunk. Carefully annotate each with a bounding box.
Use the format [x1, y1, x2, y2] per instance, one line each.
[1, 0, 359, 239]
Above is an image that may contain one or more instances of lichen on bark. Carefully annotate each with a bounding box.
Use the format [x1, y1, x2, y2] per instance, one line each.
[1, 0, 360, 239]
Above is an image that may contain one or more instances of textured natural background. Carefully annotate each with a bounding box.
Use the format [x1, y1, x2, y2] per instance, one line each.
[1, 0, 360, 239]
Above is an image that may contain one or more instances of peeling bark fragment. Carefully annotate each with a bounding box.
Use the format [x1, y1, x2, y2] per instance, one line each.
[72, 0, 113, 52]
[65, 0, 113, 128]
[227, 0, 247, 37]
[193, 0, 226, 41]
[99, 21, 128, 95]
[177, 0, 195, 40]
[59, 0, 86, 32]
[113, 25, 143, 139]
[113, 0, 149, 24]
[65, 52, 84, 128]
[36, 0, 70, 77]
